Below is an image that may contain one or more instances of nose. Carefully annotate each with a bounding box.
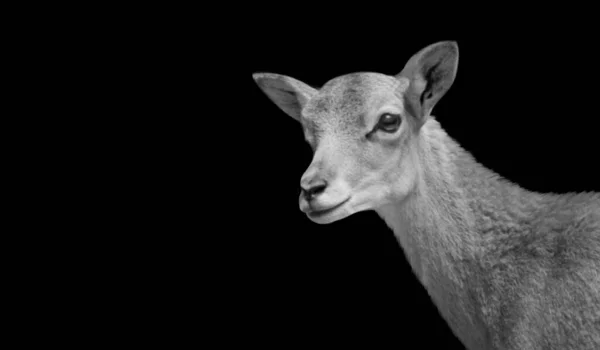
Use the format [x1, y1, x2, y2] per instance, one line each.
[301, 179, 328, 201]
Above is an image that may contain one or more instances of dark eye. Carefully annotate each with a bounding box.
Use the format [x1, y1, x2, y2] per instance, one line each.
[377, 113, 401, 133]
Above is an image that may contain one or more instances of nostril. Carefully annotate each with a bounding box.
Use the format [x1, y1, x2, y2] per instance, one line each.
[301, 181, 328, 200]
[309, 184, 327, 197]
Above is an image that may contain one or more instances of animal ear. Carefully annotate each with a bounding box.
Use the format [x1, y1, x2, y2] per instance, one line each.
[253, 73, 318, 122]
[397, 41, 458, 120]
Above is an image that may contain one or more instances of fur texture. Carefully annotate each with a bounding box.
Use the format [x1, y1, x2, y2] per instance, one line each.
[253, 41, 600, 349]
[378, 120, 600, 349]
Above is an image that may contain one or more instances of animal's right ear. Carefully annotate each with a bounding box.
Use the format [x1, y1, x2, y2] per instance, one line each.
[252, 73, 318, 122]
[397, 41, 459, 122]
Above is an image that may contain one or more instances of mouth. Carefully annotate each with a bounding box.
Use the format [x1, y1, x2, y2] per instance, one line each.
[307, 197, 351, 219]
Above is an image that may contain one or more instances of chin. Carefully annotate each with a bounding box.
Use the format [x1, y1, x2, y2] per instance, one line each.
[299, 196, 354, 224]
[306, 206, 352, 224]
[306, 196, 367, 224]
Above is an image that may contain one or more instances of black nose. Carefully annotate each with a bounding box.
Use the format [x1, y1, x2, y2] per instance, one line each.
[301, 180, 328, 200]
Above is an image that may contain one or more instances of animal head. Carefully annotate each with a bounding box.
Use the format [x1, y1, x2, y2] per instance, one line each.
[253, 41, 459, 224]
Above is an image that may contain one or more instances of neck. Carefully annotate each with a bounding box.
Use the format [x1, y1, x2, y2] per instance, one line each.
[374, 118, 544, 348]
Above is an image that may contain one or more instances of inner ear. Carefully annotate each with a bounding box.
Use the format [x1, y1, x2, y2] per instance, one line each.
[397, 41, 459, 120]
[420, 61, 444, 105]
[253, 73, 318, 122]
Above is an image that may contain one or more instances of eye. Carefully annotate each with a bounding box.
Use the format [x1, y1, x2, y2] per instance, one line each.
[377, 113, 401, 133]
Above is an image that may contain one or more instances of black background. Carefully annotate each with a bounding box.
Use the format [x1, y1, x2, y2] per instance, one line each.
[18, 9, 600, 349]
[241, 31, 599, 348]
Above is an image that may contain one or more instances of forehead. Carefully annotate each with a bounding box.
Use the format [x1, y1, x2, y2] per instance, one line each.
[302, 73, 405, 129]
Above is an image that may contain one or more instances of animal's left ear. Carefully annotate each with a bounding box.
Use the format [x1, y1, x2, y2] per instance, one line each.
[397, 41, 459, 120]
[252, 73, 318, 122]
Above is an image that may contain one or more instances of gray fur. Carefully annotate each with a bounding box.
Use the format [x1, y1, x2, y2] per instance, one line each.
[253, 41, 600, 350]
[393, 123, 600, 349]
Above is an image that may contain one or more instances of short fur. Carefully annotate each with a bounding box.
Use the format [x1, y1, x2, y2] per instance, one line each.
[379, 121, 600, 349]
[253, 41, 600, 350]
